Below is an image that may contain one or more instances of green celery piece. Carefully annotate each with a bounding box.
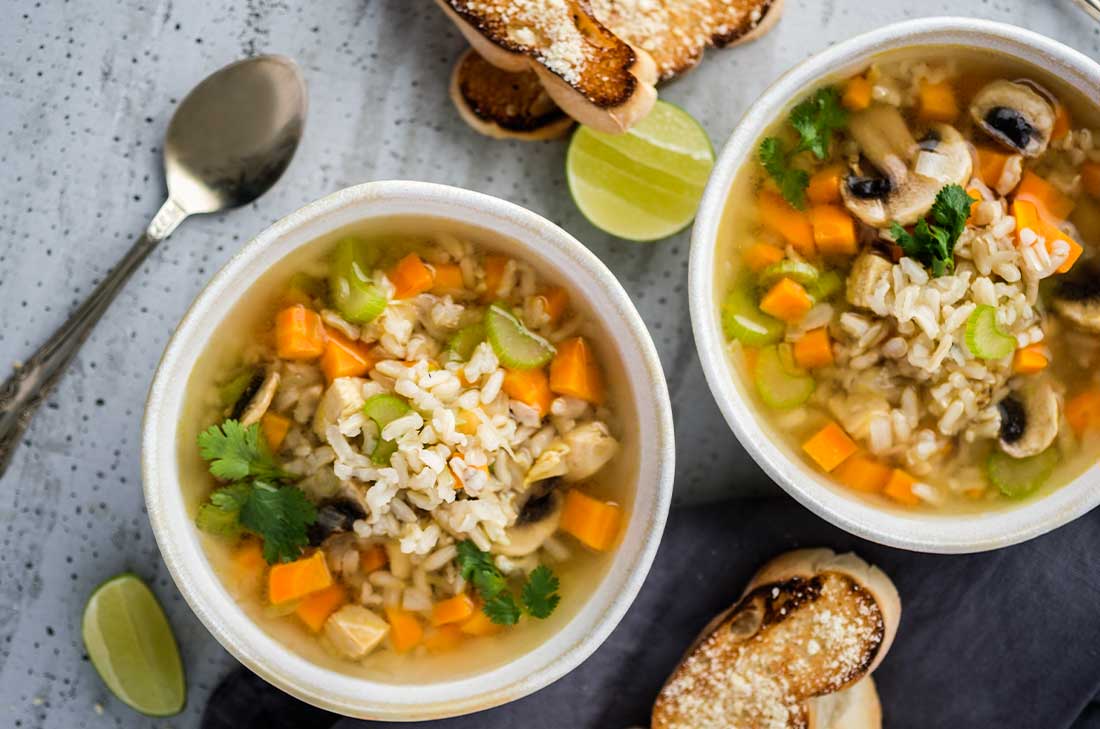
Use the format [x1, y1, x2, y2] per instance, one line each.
[987, 448, 1059, 499]
[446, 323, 486, 362]
[965, 306, 1016, 360]
[721, 280, 784, 346]
[329, 237, 387, 323]
[754, 344, 815, 409]
[484, 304, 555, 369]
[363, 394, 412, 465]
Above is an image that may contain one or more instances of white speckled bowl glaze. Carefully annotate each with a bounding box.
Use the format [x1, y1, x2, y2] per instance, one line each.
[690, 18, 1100, 554]
[143, 181, 674, 719]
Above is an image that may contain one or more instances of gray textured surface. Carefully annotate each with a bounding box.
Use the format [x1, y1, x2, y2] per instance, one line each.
[1, 1, 1098, 726]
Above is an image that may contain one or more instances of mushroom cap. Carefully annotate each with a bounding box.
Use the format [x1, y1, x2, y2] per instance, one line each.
[970, 80, 1055, 158]
[998, 381, 1060, 459]
[841, 108, 972, 227]
[495, 490, 563, 557]
[1052, 264, 1100, 333]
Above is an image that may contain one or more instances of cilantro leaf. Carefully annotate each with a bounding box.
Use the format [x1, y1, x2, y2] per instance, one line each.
[890, 185, 975, 278]
[521, 565, 561, 619]
[789, 87, 848, 160]
[198, 420, 287, 482]
[239, 481, 317, 563]
[195, 482, 252, 537]
[483, 592, 522, 625]
[456, 540, 507, 599]
[758, 137, 809, 210]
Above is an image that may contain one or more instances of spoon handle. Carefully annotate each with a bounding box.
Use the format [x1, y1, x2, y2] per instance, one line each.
[0, 198, 188, 477]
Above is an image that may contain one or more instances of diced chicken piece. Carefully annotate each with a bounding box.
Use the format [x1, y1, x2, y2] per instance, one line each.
[312, 377, 367, 439]
[846, 253, 892, 311]
[323, 604, 389, 659]
[562, 422, 618, 481]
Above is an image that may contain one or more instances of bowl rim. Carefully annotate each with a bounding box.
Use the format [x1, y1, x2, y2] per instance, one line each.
[142, 180, 675, 718]
[689, 17, 1100, 554]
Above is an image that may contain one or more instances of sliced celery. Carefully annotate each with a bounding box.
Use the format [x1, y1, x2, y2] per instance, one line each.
[965, 305, 1016, 360]
[721, 281, 784, 346]
[758, 260, 821, 291]
[987, 447, 1059, 499]
[363, 394, 411, 465]
[754, 344, 816, 409]
[445, 323, 486, 362]
[329, 237, 387, 323]
[484, 304, 555, 369]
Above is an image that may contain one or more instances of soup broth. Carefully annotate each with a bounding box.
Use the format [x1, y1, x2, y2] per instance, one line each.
[181, 216, 636, 681]
[715, 48, 1100, 513]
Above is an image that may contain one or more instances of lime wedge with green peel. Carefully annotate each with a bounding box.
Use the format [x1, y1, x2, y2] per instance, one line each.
[82, 574, 185, 717]
[566, 100, 715, 241]
[485, 304, 556, 369]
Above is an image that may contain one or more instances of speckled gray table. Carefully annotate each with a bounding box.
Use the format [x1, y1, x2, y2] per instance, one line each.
[2, 1, 1099, 727]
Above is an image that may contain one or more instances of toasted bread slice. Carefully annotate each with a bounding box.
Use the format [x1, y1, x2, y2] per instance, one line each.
[589, 0, 784, 80]
[450, 49, 574, 140]
[446, 0, 782, 140]
[652, 549, 900, 729]
[436, 0, 658, 134]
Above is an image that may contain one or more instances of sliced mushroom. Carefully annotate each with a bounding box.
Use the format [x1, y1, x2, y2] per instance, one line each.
[561, 422, 619, 481]
[1052, 264, 1100, 333]
[970, 80, 1055, 158]
[239, 370, 280, 426]
[841, 106, 972, 227]
[307, 497, 367, 546]
[846, 252, 893, 311]
[495, 488, 563, 557]
[998, 381, 1059, 459]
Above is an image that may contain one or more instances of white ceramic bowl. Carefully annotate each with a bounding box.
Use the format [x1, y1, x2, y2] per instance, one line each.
[690, 18, 1100, 554]
[143, 181, 675, 718]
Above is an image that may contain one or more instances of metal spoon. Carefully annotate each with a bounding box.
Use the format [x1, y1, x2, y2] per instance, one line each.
[0, 55, 307, 477]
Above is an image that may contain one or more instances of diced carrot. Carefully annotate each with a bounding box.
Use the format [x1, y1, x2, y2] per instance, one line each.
[538, 286, 570, 326]
[842, 76, 873, 111]
[549, 337, 604, 405]
[431, 594, 476, 627]
[807, 165, 844, 205]
[966, 187, 984, 224]
[833, 454, 892, 493]
[810, 205, 857, 255]
[389, 253, 434, 299]
[758, 190, 815, 257]
[802, 422, 857, 473]
[275, 305, 326, 360]
[319, 328, 377, 383]
[1013, 344, 1049, 375]
[743, 243, 785, 273]
[424, 624, 465, 653]
[917, 81, 958, 122]
[460, 609, 503, 637]
[560, 489, 622, 551]
[883, 469, 921, 507]
[1082, 162, 1100, 200]
[233, 538, 267, 581]
[430, 262, 464, 294]
[385, 607, 424, 653]
[743, 347, 760, 376]
[502, 367, 553, 418]
[975, 146, 1012, 190]
[261, 412, 291, 452]
[1012, 199, 1084, 274]
[1015, 171, 1075, 223]
[481, 255, 509, 302]
[793, 328, 834, 370]
[296, 584, 347, 633]
[360, 544, 388, 573]
[759, 278, 813, 323]
[1052, 103, 1072, 141]
[268, 551, 333, 605]
[1066, 387, 1100, 436]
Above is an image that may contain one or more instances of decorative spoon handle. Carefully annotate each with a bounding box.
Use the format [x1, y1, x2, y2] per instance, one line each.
[1077, 0, 1100, 20]
[0, 198, 188, 477]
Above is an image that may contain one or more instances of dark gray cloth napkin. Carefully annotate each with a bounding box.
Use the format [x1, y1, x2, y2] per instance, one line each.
[204, 496, 1100, 729]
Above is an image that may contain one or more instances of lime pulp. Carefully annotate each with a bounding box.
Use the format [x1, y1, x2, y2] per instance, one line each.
[82, 573, 185, 717]
[565, 100, 715, 242]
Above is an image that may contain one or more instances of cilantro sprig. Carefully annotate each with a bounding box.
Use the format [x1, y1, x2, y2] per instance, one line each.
[195, 419, 316, 564]
[758, 87, 848, 209]
[890, 185, 975, 277]
[456, 541, 562, 625]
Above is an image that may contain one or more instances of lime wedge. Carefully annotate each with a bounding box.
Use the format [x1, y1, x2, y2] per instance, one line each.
[82, 574, 185, 717]
[566, 100, 715, 241]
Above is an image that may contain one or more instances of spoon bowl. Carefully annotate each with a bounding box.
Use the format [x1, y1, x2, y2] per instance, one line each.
[166, 55, 307, 214]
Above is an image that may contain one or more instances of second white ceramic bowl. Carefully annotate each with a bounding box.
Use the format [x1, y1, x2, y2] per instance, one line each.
[143, 181, 674, 718]
[690, 18, 1100, 553]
